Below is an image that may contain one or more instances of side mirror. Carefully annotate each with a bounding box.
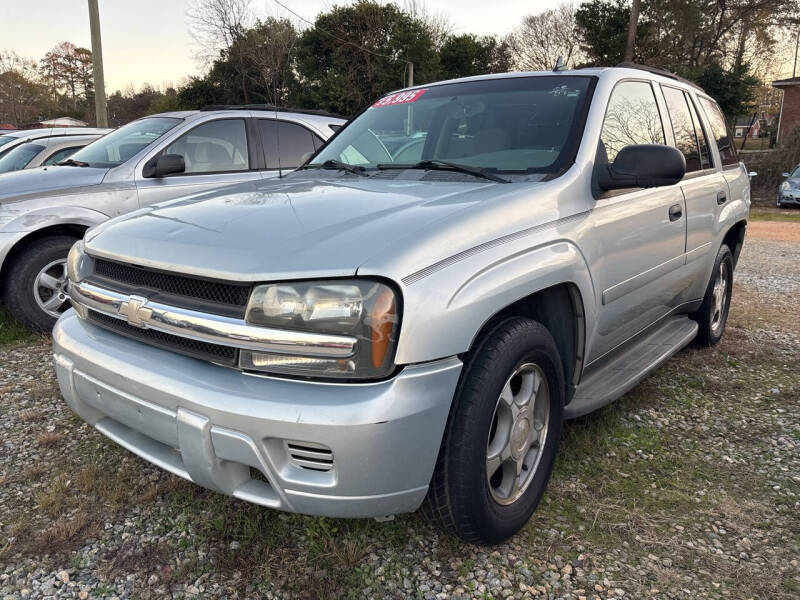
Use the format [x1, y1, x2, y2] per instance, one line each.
[143, 153, 185, 178]
[782, 172, 790, 178]
[597, 144, 686, 191]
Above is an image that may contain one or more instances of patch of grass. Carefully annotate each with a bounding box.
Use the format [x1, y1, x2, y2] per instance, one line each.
[36, 430, 65, 447]
[749, 206, 800, 222]
[0, 307, 33, 346]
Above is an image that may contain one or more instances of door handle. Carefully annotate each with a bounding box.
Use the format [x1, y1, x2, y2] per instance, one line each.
[717, 190, 727, 204]
[668, 204, 683, 222]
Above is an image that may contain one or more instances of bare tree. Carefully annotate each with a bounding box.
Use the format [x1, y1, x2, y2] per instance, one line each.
[507, 2, 585, 71]
[0, 51, 47, 125]
[186, 0, 254, 66]
[403, 0, 454, 48]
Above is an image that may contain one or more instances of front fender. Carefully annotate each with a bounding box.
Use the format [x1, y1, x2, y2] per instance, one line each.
[394, 240, 596, 365]
[2, 205, 110, 233]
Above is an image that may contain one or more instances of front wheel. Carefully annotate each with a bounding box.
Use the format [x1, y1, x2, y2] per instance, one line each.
[692, 244, 734, 346]
[421, 317, 564, 545]
[2, 235, 78, 331]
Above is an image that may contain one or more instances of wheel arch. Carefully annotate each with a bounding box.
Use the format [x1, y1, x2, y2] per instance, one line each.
[0, 223, 90, 287]
[464, 282, 586, 404]
[722, 219, 747, 267]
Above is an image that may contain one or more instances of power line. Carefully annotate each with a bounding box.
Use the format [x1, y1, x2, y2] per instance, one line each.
[271, 0, 403, 63]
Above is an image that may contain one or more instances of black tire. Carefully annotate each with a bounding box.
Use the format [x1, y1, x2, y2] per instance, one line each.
[2, 235, 78, 332]
[692, 244, 734, 346]
[421, 316, 565, 545]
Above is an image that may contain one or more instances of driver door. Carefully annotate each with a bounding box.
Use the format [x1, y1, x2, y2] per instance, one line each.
[135, 118, 261, 207]
[585, 80, 689, 363]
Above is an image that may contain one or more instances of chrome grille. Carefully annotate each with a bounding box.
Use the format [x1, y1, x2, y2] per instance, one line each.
[88, 310, 238, 366]
[92, 258, 251, 312]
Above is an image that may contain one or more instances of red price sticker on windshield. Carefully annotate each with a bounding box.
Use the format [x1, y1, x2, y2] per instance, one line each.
[372, 89, 426, 108]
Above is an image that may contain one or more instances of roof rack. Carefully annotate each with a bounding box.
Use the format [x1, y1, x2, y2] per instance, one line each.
[199, 104, 345, 120]
[615, 62, 704, 92]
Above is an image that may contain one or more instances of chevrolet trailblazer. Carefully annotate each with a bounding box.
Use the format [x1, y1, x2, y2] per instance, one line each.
[54, 65, 749, 544]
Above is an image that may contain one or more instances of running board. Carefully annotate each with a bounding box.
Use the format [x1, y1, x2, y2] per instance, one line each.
[564, 316, 698, 419]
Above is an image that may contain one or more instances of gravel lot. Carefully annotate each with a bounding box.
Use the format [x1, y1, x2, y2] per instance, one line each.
[1, 220, 798, 599]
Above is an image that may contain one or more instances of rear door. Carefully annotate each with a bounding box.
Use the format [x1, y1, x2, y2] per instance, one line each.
[258, 119, 322, 178]
[135, 117, 262, 206]
[587, 80, 690, 362]
[658, 84, 728, 303]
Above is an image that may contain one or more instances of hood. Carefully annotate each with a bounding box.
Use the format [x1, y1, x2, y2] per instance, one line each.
[85, 176, 499, 281]
[0, 166, 109, 202]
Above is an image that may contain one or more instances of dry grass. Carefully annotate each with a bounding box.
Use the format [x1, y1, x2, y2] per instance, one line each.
[36, 431, 64, 447]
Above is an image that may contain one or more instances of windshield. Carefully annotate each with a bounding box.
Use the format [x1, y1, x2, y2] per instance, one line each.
[791, 167, 800, 178]
[68, 117, 180, 168]
[311, 76, 594, 174]
[0, 142, 44, 173]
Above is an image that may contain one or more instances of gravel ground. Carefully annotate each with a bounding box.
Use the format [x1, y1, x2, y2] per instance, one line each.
[0, 223, 798, 599]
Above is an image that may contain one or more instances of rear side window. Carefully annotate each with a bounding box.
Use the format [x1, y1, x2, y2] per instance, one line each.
[685, 96, 712, 169]
[163, 119, 250, 174]
[698, 97, 738, 167]
[43, 146, 82, 166]
[599, 81, 665, 163]
[260, 120, 321, 170]
[662, 86, 707, 173]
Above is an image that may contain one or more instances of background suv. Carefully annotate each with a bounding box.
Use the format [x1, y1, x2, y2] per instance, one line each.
[0, 106, 345, 330]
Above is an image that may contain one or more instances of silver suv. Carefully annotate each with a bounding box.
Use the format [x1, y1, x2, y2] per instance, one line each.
[55, 66, 749, 544]
[0, 108, 344, 330]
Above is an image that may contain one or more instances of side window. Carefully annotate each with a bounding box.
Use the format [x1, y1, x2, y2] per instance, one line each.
[662, 86, 702, 173]
[162, 119, 249, 174]
[685, 95, 712, 169]
[259, 120, 318, 170]
[698, 97, 738, 167]
[599, 81, 665, 163]
[43, 146, 82, 166]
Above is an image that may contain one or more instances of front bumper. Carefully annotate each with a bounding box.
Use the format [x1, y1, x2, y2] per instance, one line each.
[778, 190, 800, 205]
[53, 311, 462, 517]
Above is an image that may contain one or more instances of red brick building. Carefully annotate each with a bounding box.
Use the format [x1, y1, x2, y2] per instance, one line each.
[772, 76, 800, 143]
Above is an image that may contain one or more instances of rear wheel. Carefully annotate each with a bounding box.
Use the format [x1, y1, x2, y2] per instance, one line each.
[421, 317, 564, 545]
[692, 244, 733, 346]
[3, 236, 78, 331]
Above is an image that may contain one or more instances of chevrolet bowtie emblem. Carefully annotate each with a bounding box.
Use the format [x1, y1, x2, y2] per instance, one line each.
[118, 295, 152, 328]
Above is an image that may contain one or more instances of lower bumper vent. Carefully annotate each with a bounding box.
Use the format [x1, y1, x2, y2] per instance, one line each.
[285, 441, 334, 472]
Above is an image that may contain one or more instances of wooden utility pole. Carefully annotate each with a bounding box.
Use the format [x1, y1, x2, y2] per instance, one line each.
[88, 0, 108, 127]
[624, 0, 641, 63]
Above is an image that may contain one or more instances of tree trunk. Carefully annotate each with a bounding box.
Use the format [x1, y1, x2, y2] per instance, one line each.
[624, 0, 641, 63]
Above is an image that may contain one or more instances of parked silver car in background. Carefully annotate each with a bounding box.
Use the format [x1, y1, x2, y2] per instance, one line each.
[0, 127, 111, 158]
[0, 134, 108, 174]
[0, 107, 345, 330]
[777, 165, 800, 207]
[55, 65, 749, 544]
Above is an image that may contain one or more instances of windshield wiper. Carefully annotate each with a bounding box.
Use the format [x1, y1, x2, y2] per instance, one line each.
[300, 159, 368, 177]
[57, 158, 89, 167]
[376, 159, 509, 183]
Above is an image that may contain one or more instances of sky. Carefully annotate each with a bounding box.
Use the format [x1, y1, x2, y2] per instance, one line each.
[0, 0, 563, 94]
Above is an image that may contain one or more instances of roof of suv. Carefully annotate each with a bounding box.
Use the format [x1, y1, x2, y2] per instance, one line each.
[381, 64, 706, 99]
[146, 107, 347, 130]
[2, 127, 112, 140]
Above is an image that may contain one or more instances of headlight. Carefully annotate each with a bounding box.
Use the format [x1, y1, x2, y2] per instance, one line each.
[66, 240, 93, 283]
[780, 181, 790, 191]
[241, 279, 400, 379]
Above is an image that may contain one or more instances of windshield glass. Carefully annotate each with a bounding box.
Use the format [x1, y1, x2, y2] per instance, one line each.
[68, 117, 180, 168]
[311, 76, 594, 174]
[0, 143, 44, 173]
[791, 167, 800, 178]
